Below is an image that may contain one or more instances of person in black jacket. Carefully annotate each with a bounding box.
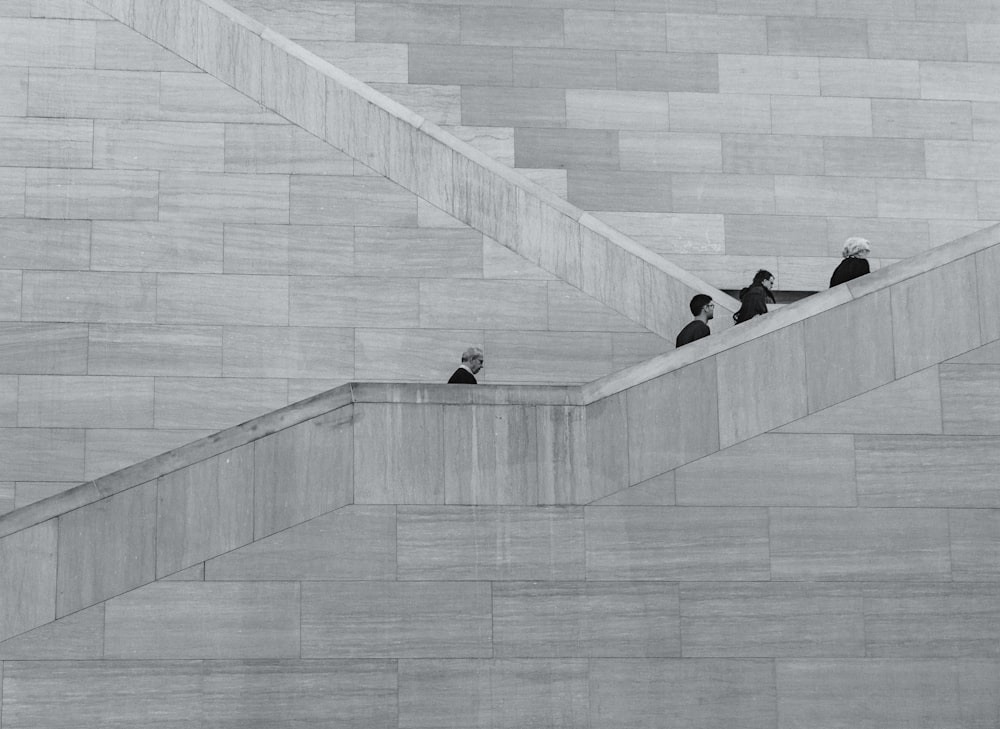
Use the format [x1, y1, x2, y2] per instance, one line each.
[675, 294, 714, 347]
[830, 237, 871, 288]
[447, 347, 484, 384]
[733, 270, 776, 324]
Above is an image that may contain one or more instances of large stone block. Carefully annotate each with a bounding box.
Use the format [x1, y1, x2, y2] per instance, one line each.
[719, 54, 819, 95]
[93, 119, 224, 172]
[88, 324, 222, 376]
[28, 68, 160, 119]
[767, 16, 869, 56]
[617, 51, 719, 92]
[222, 325, 354, 379]
[513, 47, 616, 89]
[0, 428, 84, 481]
[775, 175, 877, 216]
[22, 271, 156, 324]
[0, 519, 56, 641]
[17, 374, 153, 428]
[949, 508, 1000, 581]
[290, 174, 416, 226]
[565, 89, 670, 130]
[460, 6, 564, 46]
[868, 19, 967, 61]
[223, 223, 352, 275]
[92, 221, 224, 273]
[669, 92, 772, 133]
[354, 403, 444, 504]
[921, 61, 1000, 102]
[409, 44, 513, 86]
[25, 168, 158, 220]
[0, 323, 88, 375]
[159, 172, 289, 223]
[156, 273, 289, 326]
[0, 117, 92, 168]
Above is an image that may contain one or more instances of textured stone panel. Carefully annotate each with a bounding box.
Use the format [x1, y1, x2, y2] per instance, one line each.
[206, 505, 396, 580]
[515, 127, 619, 168]
[0, 67, 28, 115]
[355, 226, 481, 278]
[565, 89, 670, 130]
[153, 376, 287, 430]
[868, 20, 967, 60]
[290, 174, 416, 226]
[0, 428, 84, 481]
[940, 364, 1000, 433]
[0, 168, 25, 216]
[584, 392, 629, 500]
[718, 54, 819, 95]
[493, 582, 680, 657]
[675, 433, 857, 506]
[872, 98, 972, 139]
[460, 7, 564, 47]
[775, 175, 877, 216]
[28, 68, 160, 118]
[104, 581, 299, 658]
[93, 119, 224, 171]
[533, 405, 588, 503]
[950, 509, 1000, 581]
[56, 482, 156, 617]
[0, 603, 102, 660]
[22, 271, 156, 323]
[18, 375, 153, 428]
[767, 16, 869, 56]
[668, 14, 767, 53]
[586, 506, 771, 580]
[921, 61, 1000, 102]
[462, 86, 566, 127]
[408, 44, 513, 85]
[512, 47, 617, 89]
[564, 9, 665, 50]
[771, 96, 873, 136]
[25, 168, 158, 220]
[420, 279, 548, 330]
[722, 134, 824, 176]
[626, 358, 719, 482]
[397, 506, 586, 580]
[669, 92, 772, 133]
[0, 323, 87, 375]
[156, 444, 254, 577]
[222, 325, 353, 379]
[824, 137, 926, 178]
[88, 324, 221, 376]
[356, 2, 458, 43]
[253, 410, 353, 539]
[224, 123, 353, 175]
[617, 51, 719, 92]
[724, 214, 826, 255]
[0, 219, 89, 270]
[619, 131, 721, 172]
[681, 583, 864, 657]
[0, 117, 92, 167]
[354, 403, 444, 504]
[156, 273, 288, 326]
[290, 276, 420, 328]
[977, 244, 1000, 343]
[926, 139, 1000, 180]
[223, 223, 352, 276]
[91, 220, 224, 273]
[589, 658, 777, 729]
[2, 17, 95, 67]
[302, 581, 491, 658]
[568, 169, 670, 211]
[672, 173, 775, 214]
[84, 428, 212, 481]
[0, 520, 56, 642]
[159, 71, 280, 124]
[821, 58, 921, 98]
[159, 172, 289, 223]
[770, 507, 951, 580]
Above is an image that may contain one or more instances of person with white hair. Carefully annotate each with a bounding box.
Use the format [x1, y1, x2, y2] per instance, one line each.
[447, 347, 484, 384]
[830, 236, 871, 288]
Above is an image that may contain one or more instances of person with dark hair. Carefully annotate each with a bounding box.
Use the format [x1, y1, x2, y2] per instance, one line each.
[733, 270, 775, 324]
[675, 294, 714, 347]
[830, 237, 871, 287]
[447, 347, 484, 384]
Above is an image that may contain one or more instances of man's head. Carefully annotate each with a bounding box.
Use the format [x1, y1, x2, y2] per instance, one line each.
[689, 294, 714, 320]
[753, 269, 775, 290]
[462, 347, 484, 374]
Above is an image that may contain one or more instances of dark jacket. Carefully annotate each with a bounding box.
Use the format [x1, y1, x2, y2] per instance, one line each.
[733, 284, 774, 324]
[447, 367, 477, 384]
[829, 256, 870, 288]
[675, 320, 710, 347]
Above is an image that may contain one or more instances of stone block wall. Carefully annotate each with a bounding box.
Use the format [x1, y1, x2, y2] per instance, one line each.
[230, 0, 1000, 290]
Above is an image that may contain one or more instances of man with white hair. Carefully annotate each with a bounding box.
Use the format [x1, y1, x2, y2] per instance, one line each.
[830, 236, 871, 287]
[447, 347, 484, 384]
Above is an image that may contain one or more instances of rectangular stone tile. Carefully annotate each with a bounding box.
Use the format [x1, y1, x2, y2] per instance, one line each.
[494, 582, 679, 657]
[0, 480, 12, 514]
[969, 23, 1000, 62]
[974, 102, 1000, 141]
[56, 482, 156, 616]
[857, 435, 1000, 507]
[222, 326, 353, 379]
[224, 123, 353, 175]
[398, 658, 589, 729]
[159, 172, 288, 223]
[669, 92, 772, 133]
[767, 16, 869, 56]
[668, 14, 767, 53]
[586, 506, 770, 580]
[461, 86, 566, 127]
[722, 134, 824, 176]
[290, 276, 419, 328]
[771, 96, 872, 137]
[25, 168, 158, 220]
[95, 20, 197, 71]
[0, 167, 25, 216]
[486, 330, 615, 383]
[91, 220, 223, 273]
[397, 506, 586, 580]
[724, 214, 826, 256]
[776, 660, 966, 729]
[590, 658, 777, 729]
[681, 583, 864, 657]
[775, 175, 877, 217]
[821, 58, 921, 99]
[93, 120, 223, 172]
[155, 444, 254, 577]
[419, 279, 547, 330]
[0, 660, 205, 728]
[891, 256, 981, 376]
[84, 428, 212, 481]
[153, 377, 288, 430]
[356, 2, 458, 43]
[253, 409, 353, 538]
[223, 223, 352, 276]
[565, 89, 670, 130]
[28, 68, 160, 119]
[355, 226, 481, 278]
[617, 51, 719, 92]
[0, 428, 84, 481]
[941, 365, 1000, 434]
[104, 581, 299, 658]
[916, 0, 1000, 21]
[619, 131, 721, 172]
[770, 507, 952, 580]
[564, 9, 665, 50]
[872, 98, 972, 139]
[156, 273, 288, 326]
[0, 67, 28, 116]
[717, 0, 815, 12]
[863, 583, 1000, 656]
[88, 324, 221, 376]
[461, 7, 564, 46]
[354, 403, 444, 504]
[950, 508, 1000, 581]
[0, 603, 103, 660]
[2, 17, 95, 67]
[676, 433, 857, 506]
[408, 44, 512, 85]
[206, 505, 396, 580]
[290, 174, 416, 226]
[0, 323, 88, 374]
[718, 54, 820, 96]
[302, 581, 491, 658]
[568, 169, 670, 211]
[921, 61, 1000, 102]
[0, 520, 56, 641]
[879, 178, 979, 219]
[512, 47, 617, 89]
[372, 83, 462, 126]
[825, 137, 925, 178]
[0, 375, 15, 425]
[536, 404, 595, 504]
[0, 117, 91, 167]
[18, 375, 153, 428]
[977, 244, 1000, 343]
[516, 127, 619, 169]
[202, 660, 397, 729]
[159, 71, 281, 124]
[868, 20, 967, 61]
[926, 140, 1000, 179]
[672, 173, 775, 214]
